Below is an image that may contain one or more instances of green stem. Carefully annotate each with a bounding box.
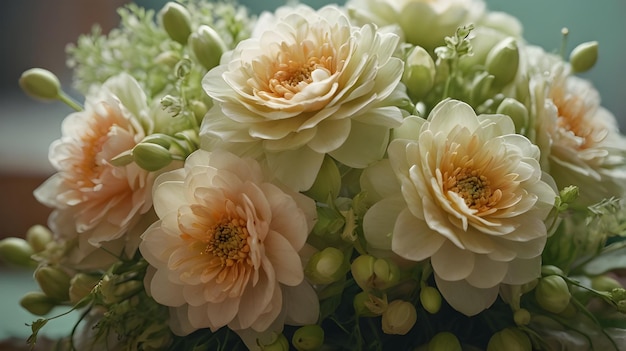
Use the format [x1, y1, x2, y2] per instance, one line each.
[58, 92, 83, 111]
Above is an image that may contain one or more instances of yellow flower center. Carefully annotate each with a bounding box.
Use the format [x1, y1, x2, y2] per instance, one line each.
[446, 167, 500, 212]
[205, 216, 250, 268]
[267, 43, 335, 100]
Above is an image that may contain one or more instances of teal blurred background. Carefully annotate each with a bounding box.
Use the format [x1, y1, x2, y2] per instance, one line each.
[0, 0, 625, 345]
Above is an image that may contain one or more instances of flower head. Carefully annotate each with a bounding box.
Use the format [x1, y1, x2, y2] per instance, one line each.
[139, 149, 318, 341]
[34, 74, 154, 267]
[363, 100, 556, 315]
[525, 46, 626, 205]
[201, 4, 406, 191]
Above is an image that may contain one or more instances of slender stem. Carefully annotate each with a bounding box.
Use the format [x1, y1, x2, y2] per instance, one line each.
[58, 92, 83, 111]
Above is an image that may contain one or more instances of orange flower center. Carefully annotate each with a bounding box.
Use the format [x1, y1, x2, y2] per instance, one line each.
[267, 42, 335, 100]
[552, 90, 606, 150]
[72, 108, 117, 188]
[444, 166, 501, 213]
[205, 216, 251, 268]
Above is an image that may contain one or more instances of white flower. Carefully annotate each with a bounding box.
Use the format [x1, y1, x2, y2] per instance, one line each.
[525, 46, 626, 205]
[139, 150, 319, 344]
[346, 0, 485, 51]
[363, 100, 556, 316]
[34, 74, 154, 266]
[201, 4, 406, 191]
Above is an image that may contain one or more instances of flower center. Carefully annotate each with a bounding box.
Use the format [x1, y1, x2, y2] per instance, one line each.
[205, 216, 250, 267]
[267, 43, 334, 100]
[553, 92, 606, 150]
[445, 167, 501, 213]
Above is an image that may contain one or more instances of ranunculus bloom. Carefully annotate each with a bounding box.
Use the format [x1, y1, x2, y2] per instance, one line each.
[34, 74, 154, 266]
[139, 150, 319, 345]
[363, 100, 556, 316]
[525, 46, 626, 205]
[346, 0, 485, 52]
[201, 5, 405, 191]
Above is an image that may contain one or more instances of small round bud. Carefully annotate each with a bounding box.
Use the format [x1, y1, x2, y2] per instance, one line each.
[591, 275, 623, 292]
[486, 37, 519, 87]
[569, 41, 598, 73]
[19, 68, 61, 101]
[154, 50, 181, 67]
[428, 332, 462, 351]
[402, 45, 436, 100]
[535, 275, 571, 314]
[487, 328, 531, 351]
[541, 265, 564, 277]
[305, 247, 347, 285]
[20, 291, 56, 316]
[497, 98, 528, 134]
[189, 25, 228, 70]
[353, 291, 386, 317]
[292, 325, 324, 351]
[351, 255, 400, 291]
[420, 286, 442, 314]
[132, 143, 173, 171]
[69, 273, 100, 305]
[259, 333, 289, 351]
[0, 237, 36, 267]
[381, 300, 417, 335]
[559, 185, 579, 205]
[305, 156, 341, 203]
[513, 308, 531, 326]
[25, 225, 52, 253]
[35, 266, 71, 302]
[159, 2, 192, 44]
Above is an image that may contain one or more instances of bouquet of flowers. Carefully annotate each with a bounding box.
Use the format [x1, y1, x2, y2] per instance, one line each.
[4, 0, 626, 349]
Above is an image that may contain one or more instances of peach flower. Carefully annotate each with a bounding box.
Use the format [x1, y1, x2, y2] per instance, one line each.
[139, 149, 318, 347]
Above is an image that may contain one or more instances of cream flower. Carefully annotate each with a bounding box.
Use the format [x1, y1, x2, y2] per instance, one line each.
[363, 100, 556, 316]
[34, 73, 154, 266]
[525, 46, 626, 205]
[139, 150, 319, 344]
[201, 4, 406, 191]
[346, 0, 485, 52]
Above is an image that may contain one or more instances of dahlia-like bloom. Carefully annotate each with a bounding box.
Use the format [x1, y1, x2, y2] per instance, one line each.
[139, 150, 319, 346]
[363, 100, 556, 316]
[346, 0, 485, 52]
[525, 46, 626, 205]
[34, 74, 154, 266]
[201, 4, 405, 191]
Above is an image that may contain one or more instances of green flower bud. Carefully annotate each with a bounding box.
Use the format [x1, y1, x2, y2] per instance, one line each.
[25, 225, 52, 253]
[305, 156, 341, 203]
[353, 291, 385, 317]
[351, 255, 400, 291]
[259, 333, 289, 351]
[514, 308, 531, 326]
[160, 2, 192, 44]
[428, 332, 462, 351]
[402, 45, 436, 100]
[190, 100, 209, 122]
[535, 275, 571, 314]
[20, 291, 56, 316]
[189, 25, 228, 70]
[541, 265, 564, 277]
[382, 300, 417, 335]
[497, 98, 528, 134]
[487, 328, 531, 351]
[569, 41, 598, 73]
[141, 134, 172, 149]
[292, 325, 324, 351]
[420, 286, 442, 314]
[69, 273, 100, 305]
[305, 247, 347, 285]
[110, 149, 135, 167]
[132, 143, 173, 171]
[154, 50, 181, 68]
[591, 275, 623, 292]
[559, 185, 579, 205]
[19, 68, 61, 101]
[486, 37, 519, 87]
[35, 266, 71, 302]
[0, 237, 36, 267]
[610, 288, 626, 302]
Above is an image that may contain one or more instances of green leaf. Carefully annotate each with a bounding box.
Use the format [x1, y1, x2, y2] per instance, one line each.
[582, 242, 626, 275]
